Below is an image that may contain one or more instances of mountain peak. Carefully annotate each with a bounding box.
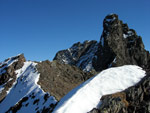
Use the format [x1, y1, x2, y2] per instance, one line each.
[53, 14, 149, 72]
[94, 14, 149, 71]
[104, 13, 118, 22]
[103, 14, 119, 33]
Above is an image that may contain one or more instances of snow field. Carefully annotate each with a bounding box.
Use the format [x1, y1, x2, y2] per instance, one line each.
[53, 65, 146, 113]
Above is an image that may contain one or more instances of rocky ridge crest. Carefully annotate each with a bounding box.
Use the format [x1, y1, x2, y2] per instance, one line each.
[37, 60, 94, 101]
[54, 14, 150, 72]
[0, 54, 25, 102]
[94, 14, 149, 71]
[53, 40, 98, 72]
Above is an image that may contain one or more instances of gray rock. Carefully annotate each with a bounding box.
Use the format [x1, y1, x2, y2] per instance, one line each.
[94, 14, 149, 71]
[36, 60, 94, 101]
[54, 14, 150, 72]
[53, 40, 99, 72]
[0, 54, 26, 102]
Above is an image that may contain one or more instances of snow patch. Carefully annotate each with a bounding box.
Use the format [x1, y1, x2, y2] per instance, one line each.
[76, 43, 98, 71]
[0, 57, 18, 75]
[123, 34, 128, 38]
[123, 31, 134, 38]
[105, 17, 116, 23]
[59, 41, 99, 72]
[0, 61, 57, 113]
[53, 65, 146, 113]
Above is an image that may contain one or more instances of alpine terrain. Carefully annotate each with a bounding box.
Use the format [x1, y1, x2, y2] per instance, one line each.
[0, 14, 150, 113]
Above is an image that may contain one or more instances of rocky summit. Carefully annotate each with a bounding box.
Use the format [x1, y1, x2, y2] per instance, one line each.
[94, 14, 150, 71]
[0, 14, 150, 113]
[54, 14, 150, 72]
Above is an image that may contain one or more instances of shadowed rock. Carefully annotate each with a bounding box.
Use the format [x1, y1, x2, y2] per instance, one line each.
[94, 14, 149, 71]
[54, 14, 150, 73]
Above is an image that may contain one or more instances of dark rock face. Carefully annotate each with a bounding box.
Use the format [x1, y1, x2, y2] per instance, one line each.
[0, 54, 25, 85]
[54, 14, 150, 72]
[89, 70, 150, 113]
[86, 14, 150, 113]
[36, 60, 94, 100]
[0, 54, 26, 102]
[94, 14, 149, 71]
[53, 40, 99, 72]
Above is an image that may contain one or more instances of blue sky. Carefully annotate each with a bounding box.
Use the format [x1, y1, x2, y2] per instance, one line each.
[0, 0, 150, 62]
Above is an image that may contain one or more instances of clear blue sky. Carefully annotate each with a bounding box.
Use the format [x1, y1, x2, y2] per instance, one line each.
[0, 0, 150, 62]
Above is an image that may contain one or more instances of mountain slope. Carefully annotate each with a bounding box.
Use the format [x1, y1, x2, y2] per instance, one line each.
[0, 54, 25, 102]
[0, 54, 94, 113]
[54, 40, 98, 72]
[53, 65, 146, 113]
[0, 55, 57, 113]
[36, 60, 94, 101]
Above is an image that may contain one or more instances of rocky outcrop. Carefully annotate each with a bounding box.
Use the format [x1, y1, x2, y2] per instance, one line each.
[0, 54, 26, 102]
[36, 60, 94, 101]
[89, 69, 150, 113]
[54, 14, 150, 72]
[53, 40, 99, 72]
[0, 54, 25, 85]
[94, 14, 149, 71]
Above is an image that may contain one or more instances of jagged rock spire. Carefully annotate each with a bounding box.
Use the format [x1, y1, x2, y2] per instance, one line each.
[94, 14, 149, 71]
[54, 14, 149, 72]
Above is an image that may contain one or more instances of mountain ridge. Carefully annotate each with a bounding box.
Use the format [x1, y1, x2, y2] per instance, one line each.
[0, 13, 150, 113]
[54, 14, 150, 72]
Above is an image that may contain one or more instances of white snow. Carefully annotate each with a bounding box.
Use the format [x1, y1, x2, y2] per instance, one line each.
[123, 34, 128, 38]
[53, 65, 146, 113]
[0, 61, 57, 113]
[123, 31, 134, 38]
[108, 13, 115, 16]
[58, 41, 98, 72]
[0, 56, 18, 93]
[0, 78, 13, 94]
[105, 17, 116, 22]
[76, 43, 98, 72]
[128, 31, 133, 34]
[0, 57, 18, 75]
[113, 57, 116, 63]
